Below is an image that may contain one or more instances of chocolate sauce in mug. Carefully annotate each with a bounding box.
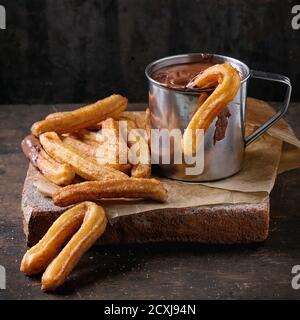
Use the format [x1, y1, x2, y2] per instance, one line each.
[152, 62, 214, 89]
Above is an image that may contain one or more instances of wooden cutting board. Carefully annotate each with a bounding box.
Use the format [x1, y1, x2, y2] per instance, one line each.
[22, 165, 269, 246]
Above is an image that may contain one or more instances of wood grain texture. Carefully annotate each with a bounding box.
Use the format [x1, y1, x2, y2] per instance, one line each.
[0, 102, 300, 299]
[0, 0, 299, 103]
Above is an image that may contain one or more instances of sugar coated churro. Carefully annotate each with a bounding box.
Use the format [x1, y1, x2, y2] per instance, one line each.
[20, 202, 107, 291]
[21, 135, 75, 186]
[39, 132, 128, 180]
[96, 118, 132, 173]
[53, 178, 168, 207]
[184, 63, 240, 154]
[126, 119, 151, 178]
[31, 94, 128, 136]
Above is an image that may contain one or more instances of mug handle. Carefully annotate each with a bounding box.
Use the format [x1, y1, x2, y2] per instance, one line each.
[244, 70, 292, 146]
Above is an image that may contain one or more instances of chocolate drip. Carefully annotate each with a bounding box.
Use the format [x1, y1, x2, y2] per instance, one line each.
[152, 62, 214, 89]
[21, 135, 41, 167]
[213, 108, 231, 143]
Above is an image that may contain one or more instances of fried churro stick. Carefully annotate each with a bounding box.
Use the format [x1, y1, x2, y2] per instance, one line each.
[91, 111, 150, 139]
[145, 108, 151, 146]
[62, 134, 131, 173]
[21, 135, 75, 186]
[76, 129, 103, 144]
[46, 111, 68, 119]
[126, 120, 151, 178]
[62, 135, 97, 158]
[31, 94, 128, 136]
[40, 132, 128, 180]
[37, 149, 76, 186]
[184, 63, 240, 154]
[190, 92, 209, 118]
[53, 178, 168, 207]
[86, 123, 102, 131]
[115, 110, 151, 145]
[20, 202, 107, 291]
[96, 118, 132, 173]
[116, 111, 147, 130]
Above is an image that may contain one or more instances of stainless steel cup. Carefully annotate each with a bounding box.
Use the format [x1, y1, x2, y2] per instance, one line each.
[145, 53, 292, 181]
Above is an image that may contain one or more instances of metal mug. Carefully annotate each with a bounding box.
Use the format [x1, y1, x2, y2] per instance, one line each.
[145, 53, 292, 181]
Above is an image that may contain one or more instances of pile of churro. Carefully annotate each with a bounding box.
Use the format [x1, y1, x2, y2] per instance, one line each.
[20, 94, 168, 291]
[20, 63, 241, 291]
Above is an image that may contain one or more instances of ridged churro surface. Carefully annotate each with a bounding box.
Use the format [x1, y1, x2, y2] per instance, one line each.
[20, 202, 107, 291]
[40, 132, 128, 180]
[184, 63, 240, 154]
[53, 178, 168, 206]
[31, 95, 127, 136]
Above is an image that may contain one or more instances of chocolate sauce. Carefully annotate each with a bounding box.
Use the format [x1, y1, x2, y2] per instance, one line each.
[214, 108, 231, 143]
[152, 62, 214, 89]
[21, 135, 41, 167]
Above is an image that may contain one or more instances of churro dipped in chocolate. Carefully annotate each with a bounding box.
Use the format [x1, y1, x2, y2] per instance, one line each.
[21, 135, 75, 186]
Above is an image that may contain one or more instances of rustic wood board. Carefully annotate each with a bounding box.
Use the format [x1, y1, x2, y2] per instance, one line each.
[22, 165, 269, 246]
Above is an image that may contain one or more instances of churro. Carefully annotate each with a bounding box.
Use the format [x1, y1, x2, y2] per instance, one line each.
[76, 129, 103, 145]
[20, 202, 107, 291]
[46, 111, 68, 119]
[21, 135, 75, 186]
[96, 118, 132, 173]
[184, 63, 240, 154]
[62, 135, 97, 158]
[126, 119, 151, 178]
[145, 108, 151, 145]
[53, 178, 168, 207]
[116, 111, 147, 130]
[40, 132, 128, 180]
[190, 92, 209, 118]
[31, 94, 128, 136]
[63, 134, 131, 173]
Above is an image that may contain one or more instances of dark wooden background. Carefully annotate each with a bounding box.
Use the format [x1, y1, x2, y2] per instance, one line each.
[0, 0, 299, 104]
